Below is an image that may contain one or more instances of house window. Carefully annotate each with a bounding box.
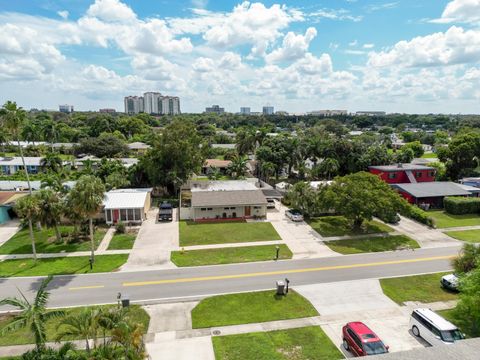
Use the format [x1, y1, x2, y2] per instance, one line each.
[388, 173, 396, 179]
[120, 209, 127, 221]
[134, 209, 141, 220]
[429, 171, 435, 177]
[253, 206, 261, 209]
[106, 210, 112, 222]
[224, 207, 230, 210]
[127, 209, 134, 220]
[416, 172, 423, 178]
[230, 207, 236, 210]
[207, 208, 213, 211]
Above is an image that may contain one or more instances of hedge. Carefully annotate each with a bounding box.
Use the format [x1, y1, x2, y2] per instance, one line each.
[402, 205, 435, 228]
[444, 197, 480, 215]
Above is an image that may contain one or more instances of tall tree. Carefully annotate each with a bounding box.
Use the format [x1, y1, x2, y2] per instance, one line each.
[0, 101, 33, 194]
[452, 267, 480, 337]
[40, 152, 63, 174]
[0, 276, 64, 352]
[69, 175, 105, 265]
[15, 195, 41, 261]
[57, 309, 98, 354]
[226, 154, 248, 179]
[36, 189, 64, 242]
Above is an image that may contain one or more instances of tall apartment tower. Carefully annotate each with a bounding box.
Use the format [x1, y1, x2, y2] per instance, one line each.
[263, 106, 274, 115]
[143, 92, 162, 114]
[240, 107, 251, 115]
[124, 96, 144, 114]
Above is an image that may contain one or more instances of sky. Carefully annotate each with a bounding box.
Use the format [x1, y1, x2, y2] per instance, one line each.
[0, 0, 479, 114]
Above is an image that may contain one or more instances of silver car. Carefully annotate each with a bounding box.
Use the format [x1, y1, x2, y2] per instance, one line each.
[286, 209, 304, 222]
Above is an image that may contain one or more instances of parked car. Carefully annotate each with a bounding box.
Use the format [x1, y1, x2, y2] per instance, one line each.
[158, 202, 173, 221]
[267, 199, 276, 209]
[285, 209, 303, 222]
[440, 273, 459, 292]
[342, 322, 389, 356]
[410, 308, 464, 345]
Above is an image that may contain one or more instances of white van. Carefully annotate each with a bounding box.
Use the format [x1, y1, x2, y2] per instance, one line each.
[409, 308, 464, 345]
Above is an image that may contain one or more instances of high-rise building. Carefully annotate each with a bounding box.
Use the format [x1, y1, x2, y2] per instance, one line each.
[99, 108, 116, 113]
[59, 104, 74, 113]
[205, 105, 225, 114]
[240, 107, 251, 115]
[262, 106, 274, 115]
[124, 93, 181, 115]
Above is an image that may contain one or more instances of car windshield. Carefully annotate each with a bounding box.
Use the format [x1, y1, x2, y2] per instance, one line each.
[363, 341, 387, 355]
[441, 330, 464, 342]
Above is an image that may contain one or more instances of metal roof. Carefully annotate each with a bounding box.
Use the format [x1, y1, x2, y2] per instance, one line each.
[369, 164, 434, 172]
[103, 188, 151, 209]
[190, 180, 258, 192]
[203, 159, 232, 168]
[192, 190, 267, 207]
[392, 182, 479, 198]
[0, 157, 43, 166]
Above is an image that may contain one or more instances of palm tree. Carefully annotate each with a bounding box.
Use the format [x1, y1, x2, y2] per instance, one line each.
[41, 152, 63, 174]
[15, 195, 41, 261]
[0, 101, 33, 195]
[0, 276, 64, 352]
[41, 172, 66, 194]
[227, 154, 248, 179]
[41, 120, 59, 152]
[69, 175, 105, 265]
[21, 122, 38, 145]
[235, 130, 256, 156]
[318, 158, 340, 180]
[57, 308, 98, 354]
[111, 321, 145, 360]
[259, 161, 276, 183]
[36, 189, 64, 242]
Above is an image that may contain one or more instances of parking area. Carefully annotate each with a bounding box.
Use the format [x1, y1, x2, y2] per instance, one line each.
[295, 279, 425, 357]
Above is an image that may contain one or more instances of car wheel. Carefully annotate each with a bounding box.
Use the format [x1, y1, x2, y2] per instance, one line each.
[343, 339, 349, 351]
[412, 325, 420, 337]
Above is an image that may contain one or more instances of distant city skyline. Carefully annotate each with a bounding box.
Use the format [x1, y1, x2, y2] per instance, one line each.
[1, 0, 479, 114]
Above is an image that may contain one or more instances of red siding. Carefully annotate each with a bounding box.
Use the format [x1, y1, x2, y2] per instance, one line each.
[369, 169, 435, 184]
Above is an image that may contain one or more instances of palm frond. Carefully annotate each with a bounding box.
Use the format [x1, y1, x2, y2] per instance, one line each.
[0, 317, 28, 335]
[0, 297, 29, 309]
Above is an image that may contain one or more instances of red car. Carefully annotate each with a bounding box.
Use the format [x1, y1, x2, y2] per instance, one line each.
[342, 322, 389, 356]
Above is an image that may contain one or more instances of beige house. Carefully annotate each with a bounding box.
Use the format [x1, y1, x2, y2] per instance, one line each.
[180, 180, 267, 221]
[102, 188, 152, 225]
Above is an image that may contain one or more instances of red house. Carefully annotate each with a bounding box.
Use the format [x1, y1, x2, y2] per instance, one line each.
[369, 164, 436, 184]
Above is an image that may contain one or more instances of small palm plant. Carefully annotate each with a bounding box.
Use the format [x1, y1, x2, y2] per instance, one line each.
[0, 276, 64, 352]
[56, 308, 98, 354]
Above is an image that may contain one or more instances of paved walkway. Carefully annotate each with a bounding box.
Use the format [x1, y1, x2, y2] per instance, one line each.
[268, 205, 339, 259]
[322, 232, 401, 241]
[120, 208, 178, 271]
[0, 219, 20, 247]
[0, 339, 87, 357]
[97, 227, 116, 251]
[0, 249, 131, 261]
[390, 216, 460, 248]
[439, 225, 480, 232]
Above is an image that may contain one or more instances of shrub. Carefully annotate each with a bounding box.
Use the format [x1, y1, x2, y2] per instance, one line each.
[452, 243, 480, 274]
[115, 221, 126, 234]
[403, 205, 435, 227]
[444, 197, 480, 215]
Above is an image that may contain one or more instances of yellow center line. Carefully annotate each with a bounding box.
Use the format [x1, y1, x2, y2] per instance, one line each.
[122, 255, 455, 288]
[69, 285, 105, 291]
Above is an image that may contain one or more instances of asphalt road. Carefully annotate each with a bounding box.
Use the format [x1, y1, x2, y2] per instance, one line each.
[0, 245, 460, 309]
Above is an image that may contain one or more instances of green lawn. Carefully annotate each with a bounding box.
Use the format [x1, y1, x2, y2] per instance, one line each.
[0, 305, 149, 346]
[191, 290, 318, 329]
[213, 326, 344, 360]
[107, 232, 137, 250]
[444, 229, 480, 243]
[171, 244, 292, 267]
[380, 272, 458, 305]
[428, 211, 480, 228]
[0, 254, 128, 277]
[0, 226, 106, 254]
[324, 235, 420, 255]
[307, 216, 394, 237]
[179, 221, 281, 246]
[421, 153, 438, 159]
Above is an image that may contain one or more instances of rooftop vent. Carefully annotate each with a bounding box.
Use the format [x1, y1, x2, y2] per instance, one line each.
[397, 163, 403, 168]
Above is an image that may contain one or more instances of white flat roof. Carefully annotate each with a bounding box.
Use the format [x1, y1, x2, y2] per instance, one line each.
[103, 188, 151, 209]
[190, 180, 258, 192]
[0, 157, 43, 166]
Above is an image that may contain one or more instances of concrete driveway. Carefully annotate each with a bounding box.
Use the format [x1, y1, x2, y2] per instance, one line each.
[296, 279, 424, 356]
[121, 208, 178, 271]
[0, 219, 20, 247]
[268, 204, 339, 259]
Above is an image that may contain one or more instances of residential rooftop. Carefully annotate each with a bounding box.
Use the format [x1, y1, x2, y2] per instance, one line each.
[392, 182, 480, 198]
[190, 180, 258, 192]
[369, 164, 435, 172]
[103, 188, 152, 210]
[191, 190, 267, 207]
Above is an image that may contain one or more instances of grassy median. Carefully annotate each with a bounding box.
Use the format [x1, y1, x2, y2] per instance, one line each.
[179, 221, 281, 246]
[380, 272, 458, 305]
[171, 244, 292, 267]
[107, 233, 137, 250]
[0, 305, 149, 346]
[444, 229, 480, 243]
[428, 211, 480, 228]
[191, 290, 318, 329]
[213, 326, 343, 360]
[324, 235, 420, 254]
[0, 226, 106, 254]
[307, 216, 393, 237]
[0, 254, 128, 277]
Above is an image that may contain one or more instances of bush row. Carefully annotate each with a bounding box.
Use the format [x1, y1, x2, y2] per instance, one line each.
[402, 205, 436, 228]
[444, 197, 480, 215]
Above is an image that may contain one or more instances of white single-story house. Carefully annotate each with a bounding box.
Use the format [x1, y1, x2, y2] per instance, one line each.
[0, 157, 43, 175]
[103, 188, 152, 225]
[180, 180, 267, 221]
[127, 142, 151, 154]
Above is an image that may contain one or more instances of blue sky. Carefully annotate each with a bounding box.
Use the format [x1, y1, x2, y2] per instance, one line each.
[0, 0, 479, 114]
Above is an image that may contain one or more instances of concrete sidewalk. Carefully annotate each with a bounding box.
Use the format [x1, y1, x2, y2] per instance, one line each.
[439, 225, 480, 232]
[0, 249, 131, 261]
[180, 240, 284, 251]
[96, 227, 116, 252]
[0, 219, 20, 247]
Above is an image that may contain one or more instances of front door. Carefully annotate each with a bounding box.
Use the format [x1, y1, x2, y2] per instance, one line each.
[113, 209, 119, 223]
[245, 206, 251, 217]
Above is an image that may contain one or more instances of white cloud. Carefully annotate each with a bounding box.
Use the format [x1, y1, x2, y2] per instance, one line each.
[57, 10, 69, 19]
[432, 0, 480, 24]
[363, 43, 374, 49]
[86, 0, 136, 22]
[309, 8, 362, 22]
[265, 27, 317, 63]
[349, 40, 358, 46]
[368, 26, 480, 67]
